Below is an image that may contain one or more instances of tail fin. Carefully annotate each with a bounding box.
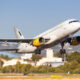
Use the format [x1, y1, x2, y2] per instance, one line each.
[14, 27, 24, 39]
[14, 27, 28, 49]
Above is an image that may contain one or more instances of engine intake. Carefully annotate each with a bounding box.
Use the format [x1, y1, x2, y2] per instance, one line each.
[33, 37, 45, 47]
[67, 36, 80, 46]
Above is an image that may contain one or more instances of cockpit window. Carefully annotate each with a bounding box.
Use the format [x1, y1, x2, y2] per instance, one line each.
[69, 20, 79, 24]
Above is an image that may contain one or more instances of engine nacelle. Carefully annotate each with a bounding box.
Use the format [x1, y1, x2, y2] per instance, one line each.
[33, 37, 45, 47]
[67, 36, 80, 46]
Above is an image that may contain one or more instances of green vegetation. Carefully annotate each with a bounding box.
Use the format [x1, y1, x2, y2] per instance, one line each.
[0, 52, 80, 74]
[66, 52, 80, 62]
[31, 54, 43, 65]
[0, 59, 3, 67]
[0, 54, 12, 60]
[55, 52, 80, 73]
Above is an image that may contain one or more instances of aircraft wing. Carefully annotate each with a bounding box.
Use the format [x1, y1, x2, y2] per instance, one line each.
[0, 39, 34, 43]
[0, 48, 18, 51]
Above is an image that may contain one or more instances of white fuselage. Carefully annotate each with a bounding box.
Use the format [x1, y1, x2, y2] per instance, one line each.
[18, 19, 80, 53]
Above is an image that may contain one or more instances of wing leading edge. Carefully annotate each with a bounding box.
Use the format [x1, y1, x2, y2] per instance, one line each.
[0, 48, 18, 51]
[0, 39, 34, 43]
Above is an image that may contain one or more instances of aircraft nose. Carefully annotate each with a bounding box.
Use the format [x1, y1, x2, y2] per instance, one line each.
[78, 23, 80, 27]
[77, 23, 80, 29]
[73, 22, 80, 29]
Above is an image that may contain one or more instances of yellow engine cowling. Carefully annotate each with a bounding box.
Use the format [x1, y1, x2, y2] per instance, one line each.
[33, 37, 45, 47]
[70, 38, 80, 46]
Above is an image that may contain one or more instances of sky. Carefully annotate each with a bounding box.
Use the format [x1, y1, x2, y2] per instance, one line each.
[0, 0, 80, 38]
[0, 0, 80, 57]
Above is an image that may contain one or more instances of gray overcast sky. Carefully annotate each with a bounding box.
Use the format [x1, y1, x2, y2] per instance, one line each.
[0, 0, 80, 38]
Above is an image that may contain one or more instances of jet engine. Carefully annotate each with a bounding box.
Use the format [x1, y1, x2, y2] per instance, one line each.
[67, 36, 80, 46]
[33, 37, 45, 47]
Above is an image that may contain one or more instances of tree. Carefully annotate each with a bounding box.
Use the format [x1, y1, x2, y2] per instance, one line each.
[21, 64, 32, 73]
[0, 59, 4, 72]
[0, 59, 4, 68]
[2, 65, 13, 73]
[38, 65, 55, 73]
[66, 52, 80, 63]
[31, 54, 43, 65]
[54, 52, 62, 57]
[14, 61, 21, 73]
[0, 54, 12, 60]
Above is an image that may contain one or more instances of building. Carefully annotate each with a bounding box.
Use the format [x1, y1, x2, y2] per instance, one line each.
[2, 49, 64, 67]
[37, 48, 64, 67]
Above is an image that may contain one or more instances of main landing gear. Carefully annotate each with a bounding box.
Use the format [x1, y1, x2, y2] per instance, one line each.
[60, 42, 66, 61]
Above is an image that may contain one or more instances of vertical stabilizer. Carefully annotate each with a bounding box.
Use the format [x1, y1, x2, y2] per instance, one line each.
[14, 27, 24, 39]
[14, 27, 27, 48]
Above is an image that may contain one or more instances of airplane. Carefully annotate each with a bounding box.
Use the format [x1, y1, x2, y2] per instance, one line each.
[0, 19, 80, 61]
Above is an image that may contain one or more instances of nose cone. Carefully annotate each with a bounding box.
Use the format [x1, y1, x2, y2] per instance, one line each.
[73, 22, 80, 29]
[77, 23, 80, 28]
